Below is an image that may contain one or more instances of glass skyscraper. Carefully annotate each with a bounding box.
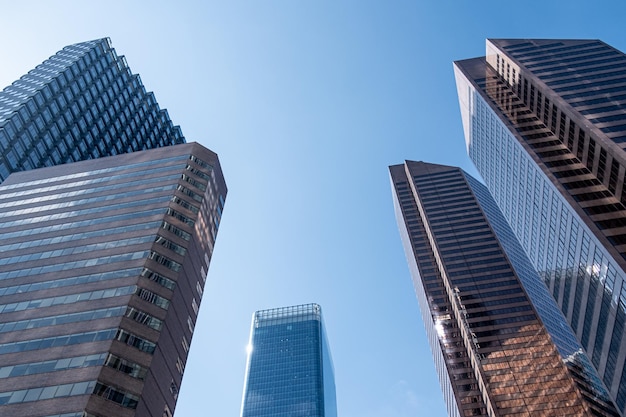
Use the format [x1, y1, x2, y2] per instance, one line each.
[240, 303, 337, 417]
[0, 38, 184, 183]
[0, 40, 226, 417]
[455, 39, 626, 413]
[390, 160, 619, 416]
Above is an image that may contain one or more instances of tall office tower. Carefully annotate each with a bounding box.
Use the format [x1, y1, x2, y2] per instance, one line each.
[240, 303, 337, 417]
[0, 38, 184, 183]
[0, 142, 226, 417]
[390, 160, 619, 416]
[455, 39, 626, 413]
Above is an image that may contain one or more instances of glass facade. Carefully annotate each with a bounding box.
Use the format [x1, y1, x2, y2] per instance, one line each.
[0, 38, 185, 182]
[241, 303, 337, 417]
[0, 143, 226, 417]
[455, 39, 626, 413]
[390, 161, 619, 416]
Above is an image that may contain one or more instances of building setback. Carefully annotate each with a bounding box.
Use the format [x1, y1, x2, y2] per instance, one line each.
[0, 143, 226, 416]
[390, 160, 618, 416]
[240, 303, 337, 417]
[455, 39, 626, 413]
[0, 38, 184, 183]
[0, 39, 225, 416]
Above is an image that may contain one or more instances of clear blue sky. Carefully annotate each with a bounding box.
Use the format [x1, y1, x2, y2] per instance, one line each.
[1, 2, 626, 416]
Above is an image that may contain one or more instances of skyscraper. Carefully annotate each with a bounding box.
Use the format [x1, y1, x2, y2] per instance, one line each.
[0, 38, 184, 183]
[0, 142, 226, 417]
[240, 303, 337, 417]
[390, 160, 618, 416]
[455, 39, 626, 412]
[0, 39, 225, 416]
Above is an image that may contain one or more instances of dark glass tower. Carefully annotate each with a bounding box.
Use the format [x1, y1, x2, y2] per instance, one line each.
[0, 38, 184, 182]
[240, 303, 337, 417]
[0, 143, 226, 417]
[390, 160, 619, 416]
[455, 39, 626, 413]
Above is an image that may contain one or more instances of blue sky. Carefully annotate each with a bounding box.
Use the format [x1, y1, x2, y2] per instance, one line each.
[2, 1, 626, 416]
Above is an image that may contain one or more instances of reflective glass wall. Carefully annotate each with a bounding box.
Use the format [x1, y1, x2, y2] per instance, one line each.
[0, 38, 185, 182]
[241, 304, 336, 417]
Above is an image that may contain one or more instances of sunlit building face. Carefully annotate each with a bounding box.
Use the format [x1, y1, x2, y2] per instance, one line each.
[240, 304, 337, 417]
[0, 143, 226, 417]
[455, 39, 626, 414]
[390, 160, 619, 416]
[0, 39, 227, 417]
[0, 38, 185, 184]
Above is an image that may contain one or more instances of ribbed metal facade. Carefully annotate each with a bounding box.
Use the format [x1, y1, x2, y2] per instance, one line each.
[455, 39, 626, 413]
[390, 160, 618, 416]
[0, 38, 185, 183]
[0, 143, 226, 417]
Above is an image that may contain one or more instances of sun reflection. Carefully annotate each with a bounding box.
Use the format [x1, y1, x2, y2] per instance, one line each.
[435, 322, 446, 339]
[434, 314, 451, 339]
